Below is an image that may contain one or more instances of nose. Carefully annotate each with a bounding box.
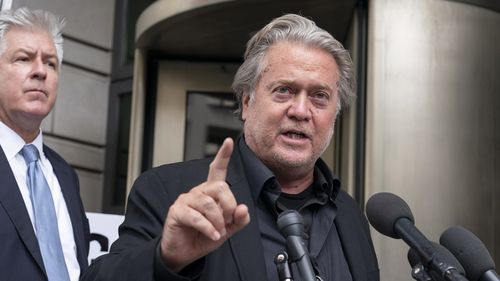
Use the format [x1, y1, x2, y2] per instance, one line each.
[287, 93, 311, 121]
[30, 57, 47, 81]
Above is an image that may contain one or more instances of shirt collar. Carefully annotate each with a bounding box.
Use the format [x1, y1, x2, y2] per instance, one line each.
[314, 159, 341, 203]
[0, 121, 44, 160]
[238, 136, 274, 204]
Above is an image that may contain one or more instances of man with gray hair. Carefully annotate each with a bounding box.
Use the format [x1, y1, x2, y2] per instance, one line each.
[0, 7, 90, 281]
[84, 14, 379, 281]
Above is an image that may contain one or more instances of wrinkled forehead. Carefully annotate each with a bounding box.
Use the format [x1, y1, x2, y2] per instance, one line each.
[2, 26, 56, 55]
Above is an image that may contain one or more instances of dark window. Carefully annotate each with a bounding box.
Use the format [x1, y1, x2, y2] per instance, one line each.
[184, 92, 241, 160]
[103, 0, 153, 214]
[103, 80, 132, 214]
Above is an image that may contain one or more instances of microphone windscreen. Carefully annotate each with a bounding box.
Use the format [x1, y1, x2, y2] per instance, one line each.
[277, 210, 304, 237]
[366, 192, 415, 239]
[440, 226, 495, 281]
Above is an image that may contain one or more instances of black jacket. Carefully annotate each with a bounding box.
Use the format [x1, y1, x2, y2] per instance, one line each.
[83, 142, 379, 281]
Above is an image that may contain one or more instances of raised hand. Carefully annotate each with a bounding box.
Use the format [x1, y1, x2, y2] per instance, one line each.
[160, 138, 250, 272]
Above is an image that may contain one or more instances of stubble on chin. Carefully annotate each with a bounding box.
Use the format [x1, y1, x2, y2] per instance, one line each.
[270, 126, 335, 173]
[260, 145, 316, 179]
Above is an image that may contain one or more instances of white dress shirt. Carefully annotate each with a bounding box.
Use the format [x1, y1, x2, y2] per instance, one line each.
[0, 121, 80, 281]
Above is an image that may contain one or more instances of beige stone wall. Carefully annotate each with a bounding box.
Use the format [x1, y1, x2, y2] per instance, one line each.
[365, 0, 500, 279]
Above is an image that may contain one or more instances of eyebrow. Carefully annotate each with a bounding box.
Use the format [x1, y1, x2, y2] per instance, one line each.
[13, 48, 59, 67]
[266, 79, 335, 93]
[15, 48, 58, 59]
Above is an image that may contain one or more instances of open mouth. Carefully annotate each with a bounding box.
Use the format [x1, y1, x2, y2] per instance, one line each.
[283, 130, 308, 140]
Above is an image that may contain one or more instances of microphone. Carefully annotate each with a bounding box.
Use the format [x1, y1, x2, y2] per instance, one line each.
[440, 226, 500, 281]
[408, 247, 433, 281]
[277, 210, 316, 281]
[408, 242, 466, 281]
[366, 192, 468, 281]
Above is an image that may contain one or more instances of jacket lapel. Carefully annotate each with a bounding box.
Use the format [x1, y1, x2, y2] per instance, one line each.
[335, 194, 367, 281]
[0, 146, 46, 274]
[225, 148, 267, 281]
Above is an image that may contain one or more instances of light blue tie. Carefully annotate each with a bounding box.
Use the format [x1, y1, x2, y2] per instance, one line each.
[22, 144, 70, 281]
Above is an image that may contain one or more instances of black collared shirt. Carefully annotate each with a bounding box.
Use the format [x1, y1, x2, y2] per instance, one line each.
[238, 137, 353, 281]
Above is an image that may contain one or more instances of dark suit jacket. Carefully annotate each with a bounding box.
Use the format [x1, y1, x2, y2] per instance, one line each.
[83, 144, 379, 281]
[0, 145, 90, 281]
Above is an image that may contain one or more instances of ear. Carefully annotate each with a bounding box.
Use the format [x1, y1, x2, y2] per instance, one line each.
[241, 92, 251, 121]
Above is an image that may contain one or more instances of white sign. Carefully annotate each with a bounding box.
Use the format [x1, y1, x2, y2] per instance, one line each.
[86, 212, 124, 264]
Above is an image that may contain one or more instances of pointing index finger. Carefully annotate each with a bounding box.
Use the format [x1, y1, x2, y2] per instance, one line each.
[207, 138, 233, 182]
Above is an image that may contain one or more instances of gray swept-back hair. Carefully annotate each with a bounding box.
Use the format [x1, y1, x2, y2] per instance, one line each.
[232, 14, 355, 117]
[0, 7, 65, 66]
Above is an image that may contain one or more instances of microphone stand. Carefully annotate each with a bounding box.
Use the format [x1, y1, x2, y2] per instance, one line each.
[274, 250, 322, 281]
[275, 251, 293, 281]
[410, 263, 433, 281]
[408, 257, 469, 281]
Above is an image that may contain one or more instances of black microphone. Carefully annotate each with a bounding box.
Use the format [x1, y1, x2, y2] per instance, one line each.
[408, 242, 466, 281]
[366, 192, 468, 281]
[440, 226, 500, 281]
[277, 210, 316, 281]
[408, 247, 433, 281]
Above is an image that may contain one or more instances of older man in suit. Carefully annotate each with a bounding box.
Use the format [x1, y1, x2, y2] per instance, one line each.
[83, 14, 379, 281]
[0, 7, 89, 281]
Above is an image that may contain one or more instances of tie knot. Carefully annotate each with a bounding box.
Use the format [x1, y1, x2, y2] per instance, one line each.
[21, 144, 40, 164]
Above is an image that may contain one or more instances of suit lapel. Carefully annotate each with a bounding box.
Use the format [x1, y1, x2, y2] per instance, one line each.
[225, 149, 267, 281]
[0, 146, 46, 274]
[335, 194, 366, 281]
